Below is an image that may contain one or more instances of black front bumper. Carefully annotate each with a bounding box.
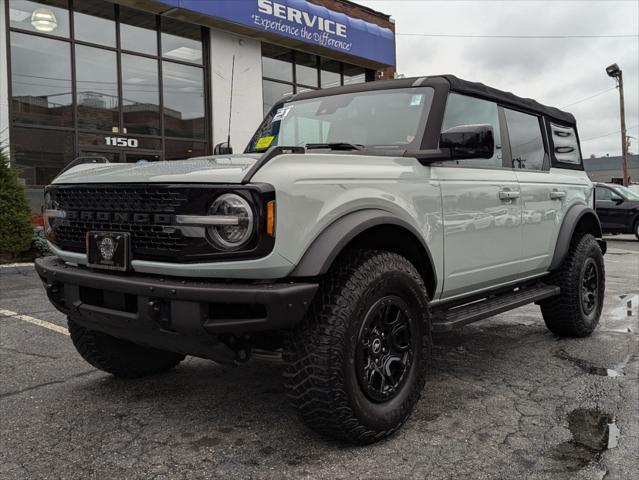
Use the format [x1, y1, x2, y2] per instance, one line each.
[35, 256, 318, 360]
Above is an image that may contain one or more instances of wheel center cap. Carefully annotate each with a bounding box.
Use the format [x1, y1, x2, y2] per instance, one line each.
[372, 338, 382, 354]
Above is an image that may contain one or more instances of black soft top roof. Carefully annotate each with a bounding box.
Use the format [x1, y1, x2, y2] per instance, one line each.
[440, 75, 575, 126]
[290, 74, 576, 126]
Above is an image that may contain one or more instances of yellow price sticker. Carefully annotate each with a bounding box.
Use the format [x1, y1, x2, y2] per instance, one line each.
[255, 136, 275, 150]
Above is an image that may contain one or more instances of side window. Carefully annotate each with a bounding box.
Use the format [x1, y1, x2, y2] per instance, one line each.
[595, 187, 613, 201]
[441, 93, 502, 167]
[504, 109, 545, 170]
[551, 123, 581, 165]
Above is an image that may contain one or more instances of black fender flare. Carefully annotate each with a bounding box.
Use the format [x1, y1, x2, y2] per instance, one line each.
[289, 209, 437, 284]
[549, 204, 603, 271]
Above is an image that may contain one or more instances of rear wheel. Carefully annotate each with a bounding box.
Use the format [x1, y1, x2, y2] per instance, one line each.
[68, 318, 185, 378]
[540, 234, 605, 337]
[284, 250, 430, 444]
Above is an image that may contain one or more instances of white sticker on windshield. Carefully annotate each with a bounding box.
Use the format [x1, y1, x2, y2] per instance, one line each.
[272, 106, 293, 122]
[410, 95, 423, 106]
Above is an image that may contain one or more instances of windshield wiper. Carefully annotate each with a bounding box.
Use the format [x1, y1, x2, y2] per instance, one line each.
[305, 142, 365, 151]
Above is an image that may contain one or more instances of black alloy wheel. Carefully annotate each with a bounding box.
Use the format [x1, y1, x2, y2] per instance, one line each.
[356, 296, 413, 402]
[580, 258, 599, 316]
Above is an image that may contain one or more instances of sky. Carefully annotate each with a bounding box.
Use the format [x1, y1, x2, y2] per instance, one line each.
[358, 0, 639, 158]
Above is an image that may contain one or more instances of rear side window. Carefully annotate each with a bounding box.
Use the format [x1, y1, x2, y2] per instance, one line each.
[551, 123, 581, 165]
[504, 109, 545, 170]
[441, 93, 502, 167]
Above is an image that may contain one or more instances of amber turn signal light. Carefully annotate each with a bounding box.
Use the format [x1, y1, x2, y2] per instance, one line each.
[266, 201, 276, 237]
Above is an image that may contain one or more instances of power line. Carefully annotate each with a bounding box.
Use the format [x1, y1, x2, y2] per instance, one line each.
[581, 124, 639, 143]
[396, 33, 638, 38]
[560, 87, 617, 108]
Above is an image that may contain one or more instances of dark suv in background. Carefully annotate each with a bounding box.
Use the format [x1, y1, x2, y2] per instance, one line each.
[594, 183, 639, 239]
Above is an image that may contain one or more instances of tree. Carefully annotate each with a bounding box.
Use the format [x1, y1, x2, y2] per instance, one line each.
[0, 146, 33, 257]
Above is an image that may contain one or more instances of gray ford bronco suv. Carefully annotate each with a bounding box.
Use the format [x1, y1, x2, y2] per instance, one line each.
[36, 75, 606, 444]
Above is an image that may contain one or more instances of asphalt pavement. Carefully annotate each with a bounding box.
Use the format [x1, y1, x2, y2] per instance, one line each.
[1, 236, 637, 480]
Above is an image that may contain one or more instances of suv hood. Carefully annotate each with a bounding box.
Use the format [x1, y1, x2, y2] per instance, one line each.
[51, 154, 260, 185]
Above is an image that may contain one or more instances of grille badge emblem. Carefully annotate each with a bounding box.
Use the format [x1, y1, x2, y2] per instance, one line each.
[98, 237, 117, 261]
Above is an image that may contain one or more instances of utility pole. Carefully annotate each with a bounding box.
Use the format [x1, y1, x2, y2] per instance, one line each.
[606, 63, 629, 186]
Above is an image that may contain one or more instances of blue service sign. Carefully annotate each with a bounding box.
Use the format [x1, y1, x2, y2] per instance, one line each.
[160, 0, 395, 66]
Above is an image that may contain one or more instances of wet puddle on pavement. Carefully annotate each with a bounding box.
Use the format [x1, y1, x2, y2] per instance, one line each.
[603, 293, 639, 333]
[554, 350, 631, 377]
[553, 408, 619, 470]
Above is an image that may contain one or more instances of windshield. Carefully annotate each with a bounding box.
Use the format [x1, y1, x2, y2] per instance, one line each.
[615, 185, 639, 201]
[246, 87, 434, 153]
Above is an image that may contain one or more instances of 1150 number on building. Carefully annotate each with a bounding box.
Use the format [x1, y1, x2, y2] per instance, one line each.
[104, 137, 139, 148]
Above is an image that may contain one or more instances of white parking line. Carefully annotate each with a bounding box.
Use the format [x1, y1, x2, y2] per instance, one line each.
[0, 309, 69, 336]
[0, 262, 34, 268]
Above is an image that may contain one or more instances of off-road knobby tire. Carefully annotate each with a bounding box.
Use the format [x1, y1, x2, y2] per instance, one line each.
[68, 318, 185, 378]
[540, 233, 605, 337]
[283, 250, 431, 444]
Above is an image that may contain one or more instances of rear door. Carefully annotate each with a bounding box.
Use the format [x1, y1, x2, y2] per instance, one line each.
[432, 93, 523, 299]
[505, 109, 560, 275]
[511, 115, 589, 275]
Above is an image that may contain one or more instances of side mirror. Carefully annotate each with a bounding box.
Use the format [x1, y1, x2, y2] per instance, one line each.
[214, 142, 233, 155]
[439, 124, 494, 160]
[611, 195, 624, 204]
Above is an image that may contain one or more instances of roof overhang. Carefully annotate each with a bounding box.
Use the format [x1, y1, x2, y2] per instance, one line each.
[132, 0, 395, 69]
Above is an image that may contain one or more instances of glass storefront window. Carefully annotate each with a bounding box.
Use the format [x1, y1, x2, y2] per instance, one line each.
[262, 80, 293, 115]
[7, 1, 214, 193]
[73, 2, 115, 47]
[10, 31, 72, 127]
[120, 6, 157, 55]
[121, 54, 160, 135]
[262, 44, 293, 82]
[260, 45, 373, 115]
[11, 127, 74, 186]
[163, 61, 205, 139]
[75, 45, 118, 131]
[161, 18, 202, 64]
[165, 140, 208, 160]
[295, 52, 319, 87]
[343, 65, 366, 85]
[8, 0, 69, 38]
[320, 59, 341, 89]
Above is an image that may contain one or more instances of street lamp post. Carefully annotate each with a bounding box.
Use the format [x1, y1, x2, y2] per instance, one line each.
[606, 63, 629, 186]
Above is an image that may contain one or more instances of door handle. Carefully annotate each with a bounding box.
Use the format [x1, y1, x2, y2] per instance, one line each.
[550, 190, 567, 200]
[499, 190, 520, 200]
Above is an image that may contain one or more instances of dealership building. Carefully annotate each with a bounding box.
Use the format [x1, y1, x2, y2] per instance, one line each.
[0, 0, 396, 209]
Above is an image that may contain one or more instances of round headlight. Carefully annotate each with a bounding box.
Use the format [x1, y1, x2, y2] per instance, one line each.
[207, 193, 254, 250]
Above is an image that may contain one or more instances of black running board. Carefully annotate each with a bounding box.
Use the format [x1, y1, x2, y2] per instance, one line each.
[431, 284, 560, 333]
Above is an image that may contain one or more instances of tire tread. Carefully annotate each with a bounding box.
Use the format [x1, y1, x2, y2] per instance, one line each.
[283, 250, 430, 444]
[68, 319, 184, 378]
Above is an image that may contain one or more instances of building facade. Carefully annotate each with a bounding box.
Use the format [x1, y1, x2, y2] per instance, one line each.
[0, 0, 396, 209]
[583, 154, 639, 183]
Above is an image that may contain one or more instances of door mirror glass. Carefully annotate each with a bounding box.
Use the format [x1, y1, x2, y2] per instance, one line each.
[440, 124, 495, 160]
[214, 142, 233, 155]
[611, 194, 623, 204]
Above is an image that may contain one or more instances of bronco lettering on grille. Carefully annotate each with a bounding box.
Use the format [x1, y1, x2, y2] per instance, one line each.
[65, 211, 173, 224]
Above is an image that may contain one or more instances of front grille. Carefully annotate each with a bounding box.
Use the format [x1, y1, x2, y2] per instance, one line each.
[55, 221, 186, 255]
[46, 183, 276, 264]
[48, 184, 211, 262]
[54, 186, 189, 213]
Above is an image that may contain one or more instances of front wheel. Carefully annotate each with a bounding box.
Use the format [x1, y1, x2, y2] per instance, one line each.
[634, 220, 639, 240]
[283, 250, 431, 444]
[540, 234, 605, 337]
